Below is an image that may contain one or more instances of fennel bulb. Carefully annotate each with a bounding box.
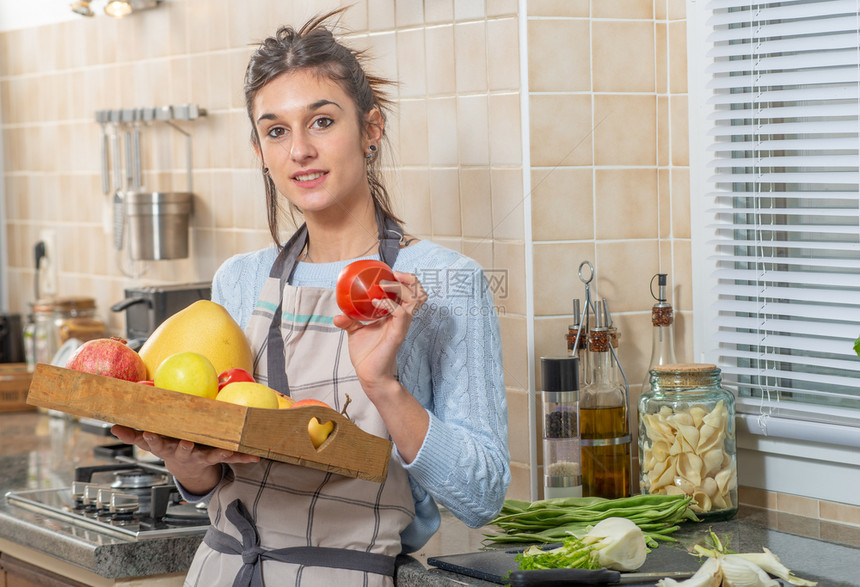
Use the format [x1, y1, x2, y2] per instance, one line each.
[517, 516, 647, 572]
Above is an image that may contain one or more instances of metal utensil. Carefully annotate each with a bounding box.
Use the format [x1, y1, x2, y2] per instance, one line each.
[507, 568, 695, 586]
[109, 111, 125, 251]
[96, 110, 110, 195]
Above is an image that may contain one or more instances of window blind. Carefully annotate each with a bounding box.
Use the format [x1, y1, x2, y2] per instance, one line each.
[702, 0, 860, 419]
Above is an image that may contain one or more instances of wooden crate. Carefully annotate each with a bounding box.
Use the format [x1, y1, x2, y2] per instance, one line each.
[26, 364, 391, 483]
[0, 363, 36, 413]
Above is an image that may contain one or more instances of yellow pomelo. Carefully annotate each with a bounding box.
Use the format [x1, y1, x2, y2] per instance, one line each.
[138, 300, 253, 380]
[216, 382, 279, 409]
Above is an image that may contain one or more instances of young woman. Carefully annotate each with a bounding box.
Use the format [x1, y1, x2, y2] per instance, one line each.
[113, 10, 509, 586]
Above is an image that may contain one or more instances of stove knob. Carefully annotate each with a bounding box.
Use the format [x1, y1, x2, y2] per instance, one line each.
[71, 482, 87, 510]
[96, 488, 115, 516]
[110, 492, 140, 515]
[82, 485, 105, 514]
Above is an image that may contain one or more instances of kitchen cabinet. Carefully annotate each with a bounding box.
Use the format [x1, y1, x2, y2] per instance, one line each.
[0, 554, 89, 587]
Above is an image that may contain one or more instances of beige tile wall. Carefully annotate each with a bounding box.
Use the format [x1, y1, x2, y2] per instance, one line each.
[526, 0, 692, 375]
[526, 0, 692, 498]
[2, 0, 855, 518]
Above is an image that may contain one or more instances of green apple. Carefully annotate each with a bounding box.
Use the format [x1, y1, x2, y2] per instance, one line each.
[153, 351, 219, 399]
[216, 381, 279, 409]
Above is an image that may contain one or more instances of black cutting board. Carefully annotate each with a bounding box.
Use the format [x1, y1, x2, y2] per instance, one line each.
[427, 543, 703, 585]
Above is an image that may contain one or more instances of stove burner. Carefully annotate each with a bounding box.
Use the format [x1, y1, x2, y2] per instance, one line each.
[111, 468, 169, 490]
[5, 447, 211, 540]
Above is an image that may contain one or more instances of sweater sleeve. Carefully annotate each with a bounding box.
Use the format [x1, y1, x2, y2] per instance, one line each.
[211, 247, 277, 330]
[396, 253, 511, 530]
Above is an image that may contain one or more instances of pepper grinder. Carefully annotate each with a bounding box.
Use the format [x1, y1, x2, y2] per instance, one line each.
[540, 356, 582, 499]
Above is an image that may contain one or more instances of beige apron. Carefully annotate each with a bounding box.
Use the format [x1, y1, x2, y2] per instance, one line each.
[184, 218, 415, 587]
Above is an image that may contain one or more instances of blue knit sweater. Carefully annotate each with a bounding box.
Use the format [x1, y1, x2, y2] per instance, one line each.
[210, 239, 511, 553]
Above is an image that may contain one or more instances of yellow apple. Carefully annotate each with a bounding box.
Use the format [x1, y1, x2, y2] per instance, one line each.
[308, 417, 335, 448]
[216, 381, 279, 409]
[153, 352, 219, 399]
[276, 393, 295, 409]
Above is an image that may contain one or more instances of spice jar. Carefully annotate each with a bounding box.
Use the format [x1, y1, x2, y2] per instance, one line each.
[29, 297, 104, 366]
[638, 363, 738, 521]
[541, 356, 582, 499]
[31, 300, 58, 367]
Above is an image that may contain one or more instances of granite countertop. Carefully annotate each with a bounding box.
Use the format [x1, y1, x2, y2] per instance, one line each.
[0, 411, 203, 578]
[402, 507, 860, 586]
[1, 411, 859, 585]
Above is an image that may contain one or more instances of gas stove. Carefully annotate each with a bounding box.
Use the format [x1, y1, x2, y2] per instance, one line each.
[5, 444, 210, 540]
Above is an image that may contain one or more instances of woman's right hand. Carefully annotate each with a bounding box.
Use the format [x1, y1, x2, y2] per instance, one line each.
[111, 425, 260, 495]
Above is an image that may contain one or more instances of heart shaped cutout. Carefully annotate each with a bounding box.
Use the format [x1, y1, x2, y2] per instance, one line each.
[308, 417, 335, 449]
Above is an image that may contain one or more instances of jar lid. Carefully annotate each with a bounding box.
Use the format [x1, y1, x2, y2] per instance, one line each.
[32, 298, 57, 313]
[52, 297, 96, 311]
[652, 363, 717, 373]
[651, 363, 721, 389]
[540, 356, 579, 392]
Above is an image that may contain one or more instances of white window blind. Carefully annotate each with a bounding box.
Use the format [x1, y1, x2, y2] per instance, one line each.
[700, 0, 860, 422]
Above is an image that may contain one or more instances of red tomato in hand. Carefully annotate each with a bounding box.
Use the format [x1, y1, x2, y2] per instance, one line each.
[336, 260, 401, 322]
[217, 368, 255, 391]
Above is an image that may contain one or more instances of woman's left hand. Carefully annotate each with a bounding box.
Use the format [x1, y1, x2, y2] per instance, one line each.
[333, 270, 427, 395]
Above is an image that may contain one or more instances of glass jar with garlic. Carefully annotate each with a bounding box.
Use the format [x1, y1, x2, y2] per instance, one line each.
[638, 363, 738, 521]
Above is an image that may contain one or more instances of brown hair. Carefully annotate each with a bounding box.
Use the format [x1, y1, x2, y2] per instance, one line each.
[244, 8, 401, 248]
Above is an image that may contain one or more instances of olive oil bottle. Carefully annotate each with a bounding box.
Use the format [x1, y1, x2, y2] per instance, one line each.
[580, 301, 631, 499]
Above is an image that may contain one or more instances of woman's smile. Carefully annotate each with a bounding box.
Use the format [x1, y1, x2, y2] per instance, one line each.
[291, 169, 329, 188]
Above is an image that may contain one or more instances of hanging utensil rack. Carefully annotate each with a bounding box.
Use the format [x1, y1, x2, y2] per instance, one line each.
[94, 104, 207, 270]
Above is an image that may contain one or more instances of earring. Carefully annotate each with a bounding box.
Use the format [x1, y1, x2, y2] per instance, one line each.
[366, 145, 377, 159]
[263, 167, 269, 175]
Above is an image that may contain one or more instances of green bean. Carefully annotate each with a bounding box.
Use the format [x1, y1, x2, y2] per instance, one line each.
[484, 494, 698, 546]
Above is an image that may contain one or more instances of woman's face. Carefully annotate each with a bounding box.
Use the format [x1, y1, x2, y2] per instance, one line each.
[252, 69, 380, 217]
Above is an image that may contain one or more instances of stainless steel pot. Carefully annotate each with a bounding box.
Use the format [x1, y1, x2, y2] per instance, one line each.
[124, 191, 194, 260]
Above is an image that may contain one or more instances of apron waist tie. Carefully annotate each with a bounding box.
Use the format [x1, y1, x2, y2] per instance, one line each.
[204, 499, 396, 587]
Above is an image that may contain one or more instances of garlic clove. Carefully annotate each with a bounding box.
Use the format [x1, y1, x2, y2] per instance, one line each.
[732, 549, 818, 586]
[657, 556, 722, 587]
[720, 555, 780, 587]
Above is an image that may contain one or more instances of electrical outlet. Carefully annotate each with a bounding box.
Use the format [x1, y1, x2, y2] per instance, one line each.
[39, 229, 58, 298]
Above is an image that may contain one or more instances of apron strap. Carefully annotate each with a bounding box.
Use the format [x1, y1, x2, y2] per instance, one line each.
[204, 499, 396, 586]
[377, 213, 403, 268]
[265, 225, 309, 394]
[266, 213, 406, 396]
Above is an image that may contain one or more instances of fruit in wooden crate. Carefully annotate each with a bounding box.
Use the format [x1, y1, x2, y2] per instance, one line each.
[276, 394, 295, 409]
[65, 337, 148, 382]
[153, 351, 220, 399]
[138, 300, 253, 379]
[290, 399, 336, 447]
[216, 381, 280, 409]
[217, 367, 255, 391]
[292, 398, 332, 409]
